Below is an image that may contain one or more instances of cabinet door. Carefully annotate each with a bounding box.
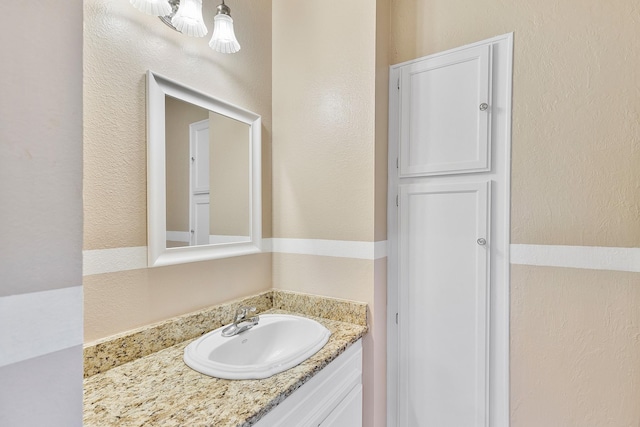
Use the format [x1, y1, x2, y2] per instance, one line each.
[398, 180, 491, 427]
[253, 341, 362, 427]
[319, 384, 363, 427]
[399, 44, 492, 177]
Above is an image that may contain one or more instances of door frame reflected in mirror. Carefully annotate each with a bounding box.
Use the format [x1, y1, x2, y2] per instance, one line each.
[147, 70, 262, 267]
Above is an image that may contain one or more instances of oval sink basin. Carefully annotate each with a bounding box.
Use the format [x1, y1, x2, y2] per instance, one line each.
[184, 314, 331, 380]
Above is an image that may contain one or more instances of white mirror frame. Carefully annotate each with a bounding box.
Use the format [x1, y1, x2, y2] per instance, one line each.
[146, 70, 262, 267]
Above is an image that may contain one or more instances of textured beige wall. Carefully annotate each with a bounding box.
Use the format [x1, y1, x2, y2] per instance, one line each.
[83, 0, 272, 341]
[390, 0, 640, 424]
[511, 265, 640, 426]
[165, 97, 208, 232]
[273, 254, 374, 302]
[84, 253, 271, 342]
[272, 0, 377, 242]
[375, 0, 390, 242]
[273, 0, 388, 425]
[390, 0, 640, 247]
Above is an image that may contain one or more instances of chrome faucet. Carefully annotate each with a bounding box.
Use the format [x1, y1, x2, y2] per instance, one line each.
[221, 306, 260, 337]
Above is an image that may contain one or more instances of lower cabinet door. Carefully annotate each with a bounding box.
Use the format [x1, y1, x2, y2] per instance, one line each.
[319, 384, 363, 427]
[253, 341, 362, 427]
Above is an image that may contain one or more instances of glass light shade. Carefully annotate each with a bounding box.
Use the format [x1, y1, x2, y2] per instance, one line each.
[209, 14, 241, 54]
[130, 0, 172, 16]
[171, 0, 208, 37]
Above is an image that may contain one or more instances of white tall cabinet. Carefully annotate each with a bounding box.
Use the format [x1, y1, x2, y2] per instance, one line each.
[387, 34, 513, 427]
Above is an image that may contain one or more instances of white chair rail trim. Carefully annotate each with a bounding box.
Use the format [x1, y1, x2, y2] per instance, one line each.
[511, 244, 640, 273]
[84, 242, 640, 277]
[82, 239, 388, 276]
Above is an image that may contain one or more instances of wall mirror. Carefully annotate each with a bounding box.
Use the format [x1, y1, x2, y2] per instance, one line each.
[147, 70, 261, 267]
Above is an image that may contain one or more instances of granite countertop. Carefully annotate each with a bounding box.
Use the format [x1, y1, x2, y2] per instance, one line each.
[83, 304, 367, 427]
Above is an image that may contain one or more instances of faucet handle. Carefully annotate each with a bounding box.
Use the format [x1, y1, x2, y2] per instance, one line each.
[247, 307, 258, 321]
[234, 306, 256, 321]
[234, 306, 246, 321]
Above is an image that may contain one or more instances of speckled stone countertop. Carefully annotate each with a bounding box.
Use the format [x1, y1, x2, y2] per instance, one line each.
[83, 291, 368, 426]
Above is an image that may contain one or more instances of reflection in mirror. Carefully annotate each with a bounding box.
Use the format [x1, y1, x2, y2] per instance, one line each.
[147, 70, 261, 267]
[164, 96, 250, 248]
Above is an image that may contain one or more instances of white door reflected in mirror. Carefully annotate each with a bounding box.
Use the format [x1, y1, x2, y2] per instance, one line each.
[147, 71, 261, 267]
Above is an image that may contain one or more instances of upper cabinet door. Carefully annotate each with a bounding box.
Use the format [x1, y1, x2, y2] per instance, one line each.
[399, 44, 492, 177]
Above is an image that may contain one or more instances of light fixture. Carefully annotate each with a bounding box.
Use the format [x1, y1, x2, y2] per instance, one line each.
[130, 0, 241, 54]
[130, 0, 172, 16]
[209, 1, 241, 53]
[157, 0, 180, 30]
[172, 0, 208, 37]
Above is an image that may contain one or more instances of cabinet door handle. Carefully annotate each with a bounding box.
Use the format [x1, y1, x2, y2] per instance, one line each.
[477, 238, 487, 246]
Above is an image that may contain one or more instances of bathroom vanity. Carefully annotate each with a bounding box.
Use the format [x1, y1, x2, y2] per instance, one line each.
[83, 290, 367, 426]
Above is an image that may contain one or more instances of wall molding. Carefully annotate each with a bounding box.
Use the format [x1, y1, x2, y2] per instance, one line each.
[264, 238, 388, 260]
[83, 246, 148, 276]
[83, 242, 640, 276]
[83, 239, 388, 276]
[0, 286, 83, 367]
[511, 244, 640, 273]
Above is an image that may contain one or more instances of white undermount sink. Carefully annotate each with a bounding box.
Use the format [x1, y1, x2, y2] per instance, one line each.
[184, 314, 331, 380]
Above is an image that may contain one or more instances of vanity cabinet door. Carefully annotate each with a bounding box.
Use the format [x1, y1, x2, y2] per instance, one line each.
[318, 384, 362, 427]
[253, 340, 362, 427]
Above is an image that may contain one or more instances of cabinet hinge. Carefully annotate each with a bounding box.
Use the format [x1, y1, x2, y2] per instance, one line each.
[396, 157, 399, 169]
[395, 312, 399, 324]
[397, 77, 400, 90]
[396, 195, 399, 207]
